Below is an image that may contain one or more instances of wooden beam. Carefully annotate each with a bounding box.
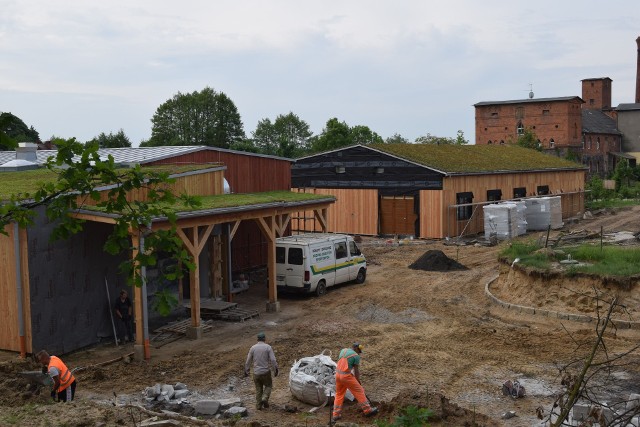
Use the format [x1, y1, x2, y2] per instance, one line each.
[176, 227, 196, 256]
[196, 224, 214, 255]
[131, 233, 147, 358]
[70, 212, 117, 224]
[275, 213, 291, 237]
[313, 208, 328, 232]
[229, 220, 241, 241]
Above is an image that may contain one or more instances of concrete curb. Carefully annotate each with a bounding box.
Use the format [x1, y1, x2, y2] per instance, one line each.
[485, 274, 640, 329]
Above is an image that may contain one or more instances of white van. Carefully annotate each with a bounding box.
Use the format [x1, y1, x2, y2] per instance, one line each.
[275, 233, 367, 296]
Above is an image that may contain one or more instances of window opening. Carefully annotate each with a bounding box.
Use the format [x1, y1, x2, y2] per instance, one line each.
[537, 185, 550, 195]
[276, 247, 285, 264]
[334, 242, 348, 259]
[487, 189, 502, 202]
[513, 187, 527, 198]
[456, 192, 473, 220]
[288, 248, 303, 265]
[349, 241, 361, 256]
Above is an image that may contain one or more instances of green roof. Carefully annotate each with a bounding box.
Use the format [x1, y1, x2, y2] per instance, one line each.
[80, 190, 333, 218]
[0, 165, 219, 201]
[369, 144, 585, 174]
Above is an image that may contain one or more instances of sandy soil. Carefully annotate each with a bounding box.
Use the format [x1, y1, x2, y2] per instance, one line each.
[1, 206, 640, 427]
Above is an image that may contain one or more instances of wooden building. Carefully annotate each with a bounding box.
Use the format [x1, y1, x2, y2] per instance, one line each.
[291, 144, 586, 239]
[0, 148, 333, 359]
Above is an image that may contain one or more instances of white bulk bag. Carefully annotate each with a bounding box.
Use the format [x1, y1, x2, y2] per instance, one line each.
[289, 350, 354, 406]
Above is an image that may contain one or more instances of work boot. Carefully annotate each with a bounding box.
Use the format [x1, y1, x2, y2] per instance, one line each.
[331, 415, 342, 423]
[365, 407, 379, 417]
[261, 400, 269, 409]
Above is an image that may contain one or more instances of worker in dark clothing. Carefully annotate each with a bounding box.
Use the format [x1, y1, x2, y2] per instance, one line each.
[114, 289, 133, 343]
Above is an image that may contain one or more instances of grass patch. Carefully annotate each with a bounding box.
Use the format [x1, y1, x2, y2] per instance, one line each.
[585, 199, 640, 210]
[501, 240, 640, 277]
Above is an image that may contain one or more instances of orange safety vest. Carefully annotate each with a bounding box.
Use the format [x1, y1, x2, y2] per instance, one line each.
[49, 356, 76, 393]
[336, 349, 359, 375]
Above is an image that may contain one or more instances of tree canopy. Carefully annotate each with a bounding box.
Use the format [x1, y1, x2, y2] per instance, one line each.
[144, 87, 245, 149]
[511, 128, 541, 151]
[415, 130, 468, 145]
[251, 112, 312, 158]
[309, 118, 383, 153]
[86, 129, 132, 148]
[0, 112, 40, 150]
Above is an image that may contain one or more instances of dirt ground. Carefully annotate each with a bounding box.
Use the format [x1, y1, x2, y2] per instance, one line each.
[1, 206, 640, 427]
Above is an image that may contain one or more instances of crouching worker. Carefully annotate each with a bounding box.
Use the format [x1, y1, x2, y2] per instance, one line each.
[37, 350, 77, 402]
[332, 342, 378, 422]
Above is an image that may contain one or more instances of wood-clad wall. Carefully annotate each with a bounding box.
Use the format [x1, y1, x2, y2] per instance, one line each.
[147, 151, 292, 193]
[419, 190, 444, 239]
[291, 188, 378, 235]
[77, 170, 225, 207]
[439, 170, 586, 238]
[0, 225, 32, 353]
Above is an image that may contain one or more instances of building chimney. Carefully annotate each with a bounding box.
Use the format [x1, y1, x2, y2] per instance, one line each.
[15, 142, 38, 163]
[636, 36, 640, 103]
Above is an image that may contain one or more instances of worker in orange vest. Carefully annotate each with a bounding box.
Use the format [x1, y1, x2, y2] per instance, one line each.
[332, 342, 378, 422]
[37, 350, 77, 402]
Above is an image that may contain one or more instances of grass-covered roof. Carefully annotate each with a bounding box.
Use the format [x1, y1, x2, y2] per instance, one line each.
[0, 164, 219, 201]
[369, 143, 585, 174]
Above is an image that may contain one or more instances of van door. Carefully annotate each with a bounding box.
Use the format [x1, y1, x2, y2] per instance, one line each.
[348, 239, 363, 281]
[285, 246, 305, 288]
[333, 238, 350, 285]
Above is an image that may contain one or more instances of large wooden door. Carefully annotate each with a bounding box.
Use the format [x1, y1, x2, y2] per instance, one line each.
[379, 196, 417, 235]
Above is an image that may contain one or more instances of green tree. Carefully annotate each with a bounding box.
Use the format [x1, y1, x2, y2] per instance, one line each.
[415, 130, 468, 145]
[385, 133, 410, 144]
[311, 118, 351, 152]
[350, 125, 384, 145]
[612, 159, 634, 192]
[0, 112, 40, 150]
[252, 112, 313, 157]
[147, 87, 245, 148]
[310, 118, 382, 153]
[86, 129, 132, 148]
[511, 128, 542, 151]
[0, 138, 200, 313]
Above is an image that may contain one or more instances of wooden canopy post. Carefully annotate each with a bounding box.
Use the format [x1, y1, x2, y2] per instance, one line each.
[275, 213, 291, 237]
[176, 224, 214, 340]
[130, 232, 149, 361]
[255, 215, 279, 312]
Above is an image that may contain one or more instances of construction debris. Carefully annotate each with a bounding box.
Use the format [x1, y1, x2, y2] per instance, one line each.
[409, 250, 467, 271]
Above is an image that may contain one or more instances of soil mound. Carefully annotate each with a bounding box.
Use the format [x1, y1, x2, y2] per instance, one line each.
[409, 250, 468, 271]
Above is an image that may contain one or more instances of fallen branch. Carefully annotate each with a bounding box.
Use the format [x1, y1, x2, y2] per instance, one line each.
[72, 352, 135, 374]
[123, 404, 216, 426]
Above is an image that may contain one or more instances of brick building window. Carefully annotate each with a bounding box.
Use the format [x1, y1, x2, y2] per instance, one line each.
[516, 122, 524, 136]
[550, 139, 555, 149]
[588, 137, 592, 149]
[542, 109, 550, 116]
[596, 137, 600, 150]
[491, 112, 498, 118]
[574, 123, 578, 138]
[487, 140, 492, 144]
[499, 140, 505, 145]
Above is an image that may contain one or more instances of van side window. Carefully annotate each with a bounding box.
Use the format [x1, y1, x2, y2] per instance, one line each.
[276, 247, 285, 264]
[335, 242, 348, 259]
[349, 241, 361, 256]
[288, 248, 303, 265]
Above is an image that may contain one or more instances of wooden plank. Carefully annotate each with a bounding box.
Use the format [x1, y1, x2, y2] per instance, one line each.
[380, 196, 416, 235]
[0, 225, 19, 352]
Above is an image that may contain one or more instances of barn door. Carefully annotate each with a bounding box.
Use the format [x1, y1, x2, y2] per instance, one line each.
[379, 196, 417, 236]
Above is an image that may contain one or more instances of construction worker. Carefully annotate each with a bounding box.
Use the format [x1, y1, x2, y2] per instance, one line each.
[332, 342, 378, 422]
[36, 350, 77, 402]
[244, 332, 278, 410]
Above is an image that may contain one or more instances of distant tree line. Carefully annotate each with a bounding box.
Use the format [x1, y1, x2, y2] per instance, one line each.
[2, 86, 471, 156]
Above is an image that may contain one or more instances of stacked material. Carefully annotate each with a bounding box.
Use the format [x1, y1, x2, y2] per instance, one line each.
[483, 202, 526, 240]
[525, 196, 563, 231]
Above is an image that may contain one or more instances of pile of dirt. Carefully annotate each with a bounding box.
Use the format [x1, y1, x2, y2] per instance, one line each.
[409, 250, 468, 271]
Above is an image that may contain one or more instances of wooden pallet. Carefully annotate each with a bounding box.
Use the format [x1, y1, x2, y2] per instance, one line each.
[151, 318, 213, 343]
[201, 307, 259, 322]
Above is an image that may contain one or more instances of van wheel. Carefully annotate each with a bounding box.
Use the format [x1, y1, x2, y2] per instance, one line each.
[355, 268, 366, 284]
[315, 281, 327, 296]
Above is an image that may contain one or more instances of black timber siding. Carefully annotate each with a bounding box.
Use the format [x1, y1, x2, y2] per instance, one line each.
[292, 145, 444, 195]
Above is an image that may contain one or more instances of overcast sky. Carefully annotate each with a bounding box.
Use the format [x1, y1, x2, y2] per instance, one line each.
[1, 1, 639, 147]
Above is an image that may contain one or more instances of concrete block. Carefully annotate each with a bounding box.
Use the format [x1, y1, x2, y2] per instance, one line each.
[186, 326, 203, 340]
[266, 301, 280, 313]
[194, 400, 220, 415]
[224, 406, 247, 418]
[161, 384, 175, 399]
[217, 398, 242, 410]
[173, 389, 189, 399]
